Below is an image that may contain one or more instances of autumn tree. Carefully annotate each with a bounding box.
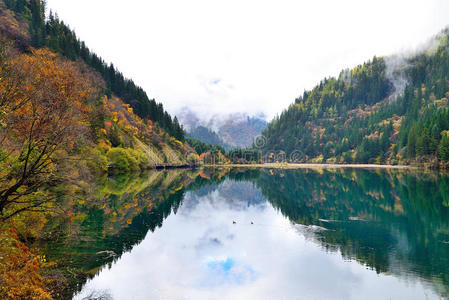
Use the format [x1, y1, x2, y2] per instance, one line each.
[0, 227, 52, 299]
[0, 46, 96, 219]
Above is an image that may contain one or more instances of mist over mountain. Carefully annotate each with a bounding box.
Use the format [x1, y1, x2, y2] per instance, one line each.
[260, 28, 449, 166]
[187, 126, 224, 146]
[177, 108, 267, 149]
[218, 115, 267, 149]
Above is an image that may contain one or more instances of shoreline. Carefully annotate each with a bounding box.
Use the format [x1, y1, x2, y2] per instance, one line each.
[208, 163, 412, 169]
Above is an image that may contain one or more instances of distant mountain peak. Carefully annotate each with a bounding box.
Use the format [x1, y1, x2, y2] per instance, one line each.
[178, 108, 268, 149]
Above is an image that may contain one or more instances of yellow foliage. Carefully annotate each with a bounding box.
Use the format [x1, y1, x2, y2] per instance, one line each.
[98, 139, 111, 152]
[311, 154, 324, 163]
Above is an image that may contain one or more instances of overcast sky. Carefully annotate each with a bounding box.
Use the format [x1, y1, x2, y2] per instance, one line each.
[46, 0, 449, 121]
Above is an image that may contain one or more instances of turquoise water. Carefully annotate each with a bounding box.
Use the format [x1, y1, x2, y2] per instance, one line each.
[66, 169, 449, 299]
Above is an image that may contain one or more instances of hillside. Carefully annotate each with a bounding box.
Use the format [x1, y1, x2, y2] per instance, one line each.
[261, 29, 449, 167]
[1, 0, 184, 141]
[0, 0, 195, 219]
[188, 125, 224, 146]
[0, 0, 191, 168]
[0, 2, 199, 296]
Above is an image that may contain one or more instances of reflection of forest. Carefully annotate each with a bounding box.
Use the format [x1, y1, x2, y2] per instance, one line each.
[39, 168, 223, 299]
[46, 167, 449, 298]
[255, 168, 449, 297]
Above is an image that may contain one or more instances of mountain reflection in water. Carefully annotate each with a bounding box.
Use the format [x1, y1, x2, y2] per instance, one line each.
[47, 168, 449, 299]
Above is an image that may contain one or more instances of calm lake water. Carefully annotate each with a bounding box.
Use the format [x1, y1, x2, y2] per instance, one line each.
[46, 168, 449, 299]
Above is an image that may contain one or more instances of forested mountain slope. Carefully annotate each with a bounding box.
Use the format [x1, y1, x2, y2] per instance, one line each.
[261, 29, 449, 166]
[0, 2, 198, 297]
[1, 0, 184, 141]
[188, 125, 224, 146]
[0, 0, 196, 219]
[0, 0, 191, 171]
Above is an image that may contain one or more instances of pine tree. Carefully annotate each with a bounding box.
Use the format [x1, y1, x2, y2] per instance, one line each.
[15, 0, 27, 14]
[416, 131, 431, 156]
[439, 134, 449, 161]
[406, 126, 417, 158]
[29, 0, 45, 47]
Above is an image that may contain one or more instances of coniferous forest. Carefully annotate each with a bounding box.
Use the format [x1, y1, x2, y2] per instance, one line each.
[260, 30, 449, 167]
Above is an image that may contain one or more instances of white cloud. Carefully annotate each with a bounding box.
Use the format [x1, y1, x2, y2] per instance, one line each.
[46, 0, 449, 121]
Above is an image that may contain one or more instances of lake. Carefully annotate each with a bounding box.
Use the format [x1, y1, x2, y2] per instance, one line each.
[45, 168, 449, 299]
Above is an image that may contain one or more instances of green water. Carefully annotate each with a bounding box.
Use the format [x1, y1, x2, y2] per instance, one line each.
[43, 168, 449, 299]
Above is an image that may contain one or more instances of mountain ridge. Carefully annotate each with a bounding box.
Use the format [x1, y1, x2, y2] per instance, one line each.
[259, 28, 449, 167]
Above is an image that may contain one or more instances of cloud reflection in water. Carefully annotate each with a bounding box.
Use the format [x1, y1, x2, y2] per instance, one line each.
[74, 180, 441, 300]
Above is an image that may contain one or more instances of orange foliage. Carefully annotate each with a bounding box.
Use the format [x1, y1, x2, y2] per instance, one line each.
[0, 47, 98, 217]
[102, 96, 160, 145]
[1, 48, 95, 149]
[0, 227, 52, 299]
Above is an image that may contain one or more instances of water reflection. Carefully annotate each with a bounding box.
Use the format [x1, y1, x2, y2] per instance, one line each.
[256, 168, 449, 295]
[70, 168, 449, 300]
[38, 169, 196, 298]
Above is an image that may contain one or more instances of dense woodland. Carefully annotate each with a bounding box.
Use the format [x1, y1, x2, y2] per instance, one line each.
[186, 136, 226, 155]
[259, 29, 449, 167]
[3, 0, 184, 140]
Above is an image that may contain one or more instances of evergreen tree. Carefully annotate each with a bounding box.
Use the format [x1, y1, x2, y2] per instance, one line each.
[440, 134, 449, 161]
[15, 0, 27, 14]
[406, 126, 417, 158]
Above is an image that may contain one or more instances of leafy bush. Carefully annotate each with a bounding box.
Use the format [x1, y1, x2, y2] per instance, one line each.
[134, 150, 151, 170]
[126, 150, 140, 173]
[106, 148, 151, 174]
[106, 148, 131, 174]
[0, 227, 52, 299]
